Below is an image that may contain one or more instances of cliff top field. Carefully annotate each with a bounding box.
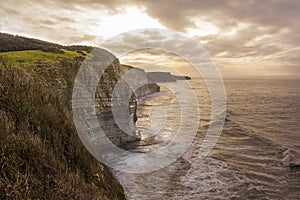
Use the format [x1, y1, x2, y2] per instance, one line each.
[0, 49, 85, 66]
[0, 33, 126, 199]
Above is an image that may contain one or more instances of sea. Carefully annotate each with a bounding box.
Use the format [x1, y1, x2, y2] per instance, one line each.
[112, 78, 300, 200]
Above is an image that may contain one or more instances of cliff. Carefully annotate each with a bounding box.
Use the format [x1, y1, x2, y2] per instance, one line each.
[146, 72, 191, 82]
[94, 62, 160, 146]
[0, 33, 132, 199]
[121, 65, 160, 99]
[0, 33, 161, 199]
[0, 56, 130, 199]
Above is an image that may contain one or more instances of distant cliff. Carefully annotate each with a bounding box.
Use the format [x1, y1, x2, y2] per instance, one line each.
[146, 72, 191, 82]
[121, 65, 160, 99]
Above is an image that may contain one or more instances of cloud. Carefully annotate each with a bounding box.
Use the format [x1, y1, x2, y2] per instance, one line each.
[0, 0, 299, 76]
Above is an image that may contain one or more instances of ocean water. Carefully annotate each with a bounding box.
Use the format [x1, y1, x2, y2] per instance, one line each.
[113, 78, 300, 199]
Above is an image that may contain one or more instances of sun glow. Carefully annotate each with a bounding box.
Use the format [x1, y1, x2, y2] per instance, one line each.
[90, 7, 165, 39]
[186, 20, 219, 37]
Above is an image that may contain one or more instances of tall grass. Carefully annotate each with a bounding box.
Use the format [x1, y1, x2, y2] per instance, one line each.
[0, 57, 125, 199]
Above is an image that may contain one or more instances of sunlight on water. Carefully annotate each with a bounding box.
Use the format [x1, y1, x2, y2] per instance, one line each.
[113, 78, 300, 199]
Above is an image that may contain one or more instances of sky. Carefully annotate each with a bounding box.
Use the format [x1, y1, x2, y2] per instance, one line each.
[1, 0, 299, 78]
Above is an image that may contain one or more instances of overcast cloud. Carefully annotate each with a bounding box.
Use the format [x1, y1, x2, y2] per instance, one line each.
[0, 0, 299, 77]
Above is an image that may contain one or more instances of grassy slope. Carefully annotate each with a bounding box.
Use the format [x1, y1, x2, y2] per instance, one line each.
[0, 49, 85, 66]
[0, 34, 125, 199]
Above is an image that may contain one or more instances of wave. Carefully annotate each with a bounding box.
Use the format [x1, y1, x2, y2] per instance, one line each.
[282, 149, 300, 169]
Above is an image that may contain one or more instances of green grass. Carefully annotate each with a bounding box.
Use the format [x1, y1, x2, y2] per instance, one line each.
[0, 49, 85, 66]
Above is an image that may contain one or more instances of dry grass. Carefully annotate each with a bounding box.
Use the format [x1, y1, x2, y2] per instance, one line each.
[0, 57, 125, 199]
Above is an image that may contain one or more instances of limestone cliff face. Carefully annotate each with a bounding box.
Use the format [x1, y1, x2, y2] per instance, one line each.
[121, 65, 160, 98]
[95, 62, 160, 145]
[135, 83, 160, 98]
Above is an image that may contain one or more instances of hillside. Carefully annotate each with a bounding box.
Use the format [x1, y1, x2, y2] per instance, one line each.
[0, 32, 93, 53]
[0, 33, 126, 199]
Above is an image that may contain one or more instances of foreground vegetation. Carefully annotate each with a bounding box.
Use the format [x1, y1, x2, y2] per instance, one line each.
[0, 43, 125, 199]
